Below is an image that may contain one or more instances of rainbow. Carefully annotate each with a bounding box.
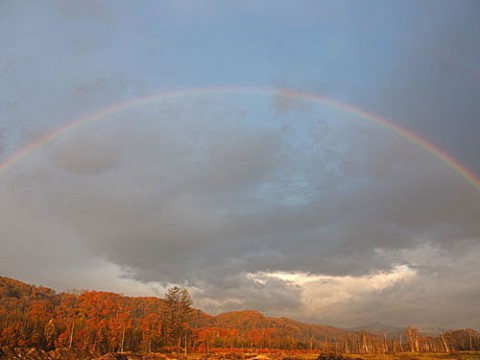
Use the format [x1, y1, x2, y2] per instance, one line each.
[1, 86, 479, 191]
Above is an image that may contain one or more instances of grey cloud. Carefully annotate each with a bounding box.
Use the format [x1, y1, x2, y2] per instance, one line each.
[51, 0, 110, 20]
[205, 132, 282, 188]
[54, 134, 119, 174]
[4, 96, 479, 290]
[72, 74, 128, 106]
[379, 1, 480, 176]
[0, 179, 90, 281]
[194, 273, 303, 316]
[0, 128, 5, 156]
[271, 93, 313, 117]
[325, 245, 480, 329]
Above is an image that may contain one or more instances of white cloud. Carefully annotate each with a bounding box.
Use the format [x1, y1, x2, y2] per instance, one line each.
[248, 265, 416, 311]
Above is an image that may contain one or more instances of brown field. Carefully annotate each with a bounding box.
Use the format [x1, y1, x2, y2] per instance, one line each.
[183, 352, 480, 360]
[343, 352, 480, 360]
[2, 348, 480, 360]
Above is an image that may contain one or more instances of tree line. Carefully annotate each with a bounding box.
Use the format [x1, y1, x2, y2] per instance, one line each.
[0, 276, 479, 355]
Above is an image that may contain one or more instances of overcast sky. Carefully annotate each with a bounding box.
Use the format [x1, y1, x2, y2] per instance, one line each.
[1, 1, 480, 331]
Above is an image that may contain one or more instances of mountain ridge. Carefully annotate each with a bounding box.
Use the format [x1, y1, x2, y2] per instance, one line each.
[1, 275, 478, 355]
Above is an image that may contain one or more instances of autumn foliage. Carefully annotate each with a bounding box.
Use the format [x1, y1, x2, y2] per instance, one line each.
[0, 276, 479, 356]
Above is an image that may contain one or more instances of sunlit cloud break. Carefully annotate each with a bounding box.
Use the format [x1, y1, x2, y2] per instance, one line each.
[249, 265, 416, 307]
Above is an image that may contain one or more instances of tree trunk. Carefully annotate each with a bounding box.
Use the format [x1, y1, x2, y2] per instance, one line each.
[120, 323, 125, 352]
[184, 333, 187, 355]
[69, 318, 75, 349]
[441, 334, 450, 353]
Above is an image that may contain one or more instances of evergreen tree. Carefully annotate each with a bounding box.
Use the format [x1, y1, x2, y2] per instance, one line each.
[162, 287, 192, 349]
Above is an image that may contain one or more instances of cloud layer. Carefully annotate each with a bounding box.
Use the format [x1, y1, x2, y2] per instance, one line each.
[1, 93, 479, 329]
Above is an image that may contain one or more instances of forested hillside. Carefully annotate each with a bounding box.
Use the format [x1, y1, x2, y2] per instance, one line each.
[0, 276, 478, 356]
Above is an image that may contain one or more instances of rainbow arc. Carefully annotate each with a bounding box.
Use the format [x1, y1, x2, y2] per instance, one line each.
[1, 86, 479, 191]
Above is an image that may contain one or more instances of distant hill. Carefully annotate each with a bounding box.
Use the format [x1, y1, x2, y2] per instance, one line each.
[347, 323, 405, 338]
[1, 275, 478, 356]
[214, 310, 354, 339]
[0, 275, 352, 353]
[348, 323, 451, 338]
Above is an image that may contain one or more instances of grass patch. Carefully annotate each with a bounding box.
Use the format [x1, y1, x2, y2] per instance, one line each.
[344, 352, 480, 360]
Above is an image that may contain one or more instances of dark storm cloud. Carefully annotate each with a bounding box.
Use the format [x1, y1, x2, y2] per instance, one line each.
[54, 135, 119, 174]
[379, 0, 480, 176]
[3, 96, 479, 307]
